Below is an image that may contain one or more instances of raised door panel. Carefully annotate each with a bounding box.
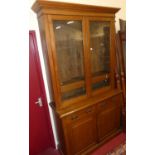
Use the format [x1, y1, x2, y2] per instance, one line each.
[97, 98, 121, 141]
[97, 107, 116, 141]
[70, 117, 96, 154]
[112, 94, 122, 130]
[63, 107, 97, 155]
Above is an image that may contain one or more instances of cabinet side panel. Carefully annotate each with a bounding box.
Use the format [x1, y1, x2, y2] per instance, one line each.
[37, 15, 54, 104]
[52, 109, 67, 154]
[38, 15, 60, 106]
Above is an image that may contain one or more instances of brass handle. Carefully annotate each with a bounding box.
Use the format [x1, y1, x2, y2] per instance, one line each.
[71, 115, 78, 120]
[86, 108, 92, 113]
[100, 102, 106, 107]
[105, 74, 109, 79]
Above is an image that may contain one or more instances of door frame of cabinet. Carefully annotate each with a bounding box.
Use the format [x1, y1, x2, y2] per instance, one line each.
[47, 15, 89, 109]
[46, 15, 117, 110]
[85, 16, 116, 96]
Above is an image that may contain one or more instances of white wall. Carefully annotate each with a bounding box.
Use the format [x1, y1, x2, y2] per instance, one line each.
[29, 0, 126, 148]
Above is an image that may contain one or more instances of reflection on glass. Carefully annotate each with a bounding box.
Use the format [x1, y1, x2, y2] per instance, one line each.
[89, 21, 111, 91]
[53, 20, 86, 100]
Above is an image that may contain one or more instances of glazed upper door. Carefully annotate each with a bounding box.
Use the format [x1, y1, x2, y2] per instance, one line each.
[48, 16, 115, 107]
[48, 16, 88, 105]
[87, 17, 114, 94]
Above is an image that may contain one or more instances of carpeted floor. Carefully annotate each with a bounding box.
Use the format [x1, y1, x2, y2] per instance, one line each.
[105, 142, 126, 155]
[37, 147, 60, 155]
[91, 133, 126, 155]
[38, 133, 126, 155]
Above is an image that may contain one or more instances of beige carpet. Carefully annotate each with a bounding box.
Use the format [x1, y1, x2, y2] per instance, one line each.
[106, 142, 126, 155]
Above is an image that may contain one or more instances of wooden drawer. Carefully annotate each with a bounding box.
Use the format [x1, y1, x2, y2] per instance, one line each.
[97, 98, 113, 112]
[64, 105, 96, 122]
[97, 94, 122, 112]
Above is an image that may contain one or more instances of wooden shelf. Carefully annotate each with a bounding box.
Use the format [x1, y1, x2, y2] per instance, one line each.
[92, 73, 110, 83]
[61, 80, 85, 93]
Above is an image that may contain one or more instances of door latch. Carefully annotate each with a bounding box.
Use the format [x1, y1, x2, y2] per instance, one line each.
[35, 97, 43, 107]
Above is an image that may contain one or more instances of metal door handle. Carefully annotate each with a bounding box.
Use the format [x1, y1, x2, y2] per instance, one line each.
[101, 102, 106, 107]
[71, 115, 79, 120]
[86, 108, 92, 113]
[35, 97, 43, 107]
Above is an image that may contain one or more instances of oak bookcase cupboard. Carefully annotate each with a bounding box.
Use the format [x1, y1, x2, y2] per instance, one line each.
[32, 1, 123, 154]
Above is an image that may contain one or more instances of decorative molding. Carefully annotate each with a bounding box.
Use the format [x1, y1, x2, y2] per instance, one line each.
[32, 0, 120, 14]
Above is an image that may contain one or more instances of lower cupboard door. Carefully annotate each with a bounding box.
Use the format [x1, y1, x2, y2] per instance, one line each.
[67, 116, 97, 155]
[97, 106, 121, 141]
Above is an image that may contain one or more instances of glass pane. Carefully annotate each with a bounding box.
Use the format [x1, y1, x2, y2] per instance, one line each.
[53, 20, 86, 100]
[62, 87, 86, 101]
[92, 79, 110, 91]
[89, 21, 111, 91]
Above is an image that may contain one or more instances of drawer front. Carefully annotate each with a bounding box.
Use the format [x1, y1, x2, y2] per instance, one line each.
[64, 105, 96, 122]
[97, 94, 122, 112]
[97, 98, 113, 112]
